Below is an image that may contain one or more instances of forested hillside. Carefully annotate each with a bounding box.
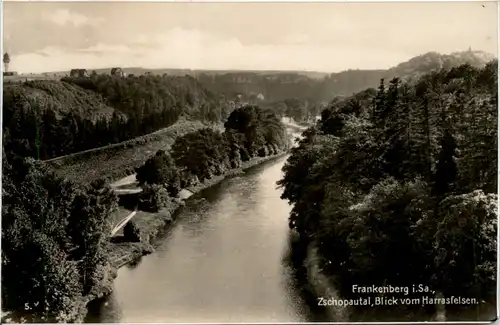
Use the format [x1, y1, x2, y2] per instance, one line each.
[279, 61, 497, 314]
[3, 80, 120, 120]
[2, 75, 227, 161]
[194, 51, 495, 117]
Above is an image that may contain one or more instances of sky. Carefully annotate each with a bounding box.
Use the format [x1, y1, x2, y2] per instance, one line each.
[2, 1, 498, 73]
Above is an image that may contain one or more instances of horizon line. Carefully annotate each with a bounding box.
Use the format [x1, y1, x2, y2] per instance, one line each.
[6, 49, 497, 76]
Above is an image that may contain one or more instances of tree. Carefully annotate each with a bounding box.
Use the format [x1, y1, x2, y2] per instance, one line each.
[136, 150, 181, 197]
[40, 109, 60, 159]
[124, 221, 141, 242]
[171, 128, 230, 181]
[67, 179, 117, 295]
[225, 105, 287, 155]
[372, 78, 387, 129]
[138, 183, 171, 212]
[432, 128, 458, 197]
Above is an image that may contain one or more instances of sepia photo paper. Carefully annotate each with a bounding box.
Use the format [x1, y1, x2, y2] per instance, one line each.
[1, 1, 498, 323]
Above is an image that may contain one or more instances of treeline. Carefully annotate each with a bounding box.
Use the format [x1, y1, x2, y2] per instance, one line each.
[2, 75, 229, 161]
[136, 105, 288, 212]
[279, 62, 497, 310]
[2, 153, 118, 322]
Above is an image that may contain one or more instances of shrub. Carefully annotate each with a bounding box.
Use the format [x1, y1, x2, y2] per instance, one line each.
[171, 128, 230, 182]
[258, 145, 269, 157]
[138, 184, 170, 212]
[136, 150, 181, 197]
[239, 148, 251, 161]
[123, 221, 141, 242]
[229, 150, 243, 168]
[179, 171, 199, 189]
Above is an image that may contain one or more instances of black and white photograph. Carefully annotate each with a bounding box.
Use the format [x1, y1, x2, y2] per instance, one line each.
[1, 1, 498, 323]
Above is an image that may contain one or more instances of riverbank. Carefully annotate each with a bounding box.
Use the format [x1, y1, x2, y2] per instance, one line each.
[302, 242, 451, 322]
[90, 151, 289, 306]
[303, 242, 349, 322]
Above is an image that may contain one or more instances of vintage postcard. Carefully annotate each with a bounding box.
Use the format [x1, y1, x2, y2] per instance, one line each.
[1, 1, 498, 323]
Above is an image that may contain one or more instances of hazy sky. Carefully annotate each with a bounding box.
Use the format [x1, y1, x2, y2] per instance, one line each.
[3, 1, 498, 73]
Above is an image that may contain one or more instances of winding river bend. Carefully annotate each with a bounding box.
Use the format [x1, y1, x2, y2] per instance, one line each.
[86, 131, 324, 323]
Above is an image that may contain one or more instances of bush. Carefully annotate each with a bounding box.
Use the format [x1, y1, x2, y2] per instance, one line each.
[258, 145, 269, 157]
[239, 148, 251, 161]
[229, 150, 243, 168]
[171, 128, 230, 182]
[136, 150, 181, 197]
[123, 221, 141, 242]
[179, 171, 199, 188]
[268, 143, 278, 155]
[138, 184, 170, 212]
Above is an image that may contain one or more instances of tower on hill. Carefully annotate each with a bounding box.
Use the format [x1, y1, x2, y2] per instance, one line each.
[3, 52, 10, 72]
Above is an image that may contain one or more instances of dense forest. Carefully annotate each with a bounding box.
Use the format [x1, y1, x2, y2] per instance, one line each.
[2, 75, 228, 161]
[278, 61, 497, 312]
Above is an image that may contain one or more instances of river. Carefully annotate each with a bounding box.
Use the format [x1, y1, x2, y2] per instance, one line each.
[86, 146, 323, 323]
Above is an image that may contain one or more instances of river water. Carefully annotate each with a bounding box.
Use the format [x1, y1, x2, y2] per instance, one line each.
[86, 147, 322, 323]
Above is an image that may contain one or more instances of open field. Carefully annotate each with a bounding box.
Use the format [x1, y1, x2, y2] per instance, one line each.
[3, 74, 64, 83]
[46, 119, 219, 184]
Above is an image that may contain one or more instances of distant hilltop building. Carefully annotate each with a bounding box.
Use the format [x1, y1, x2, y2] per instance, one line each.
[70, 69, 89, 78]
[111, 67, 126, 78]
[3, 52, 11, 73]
